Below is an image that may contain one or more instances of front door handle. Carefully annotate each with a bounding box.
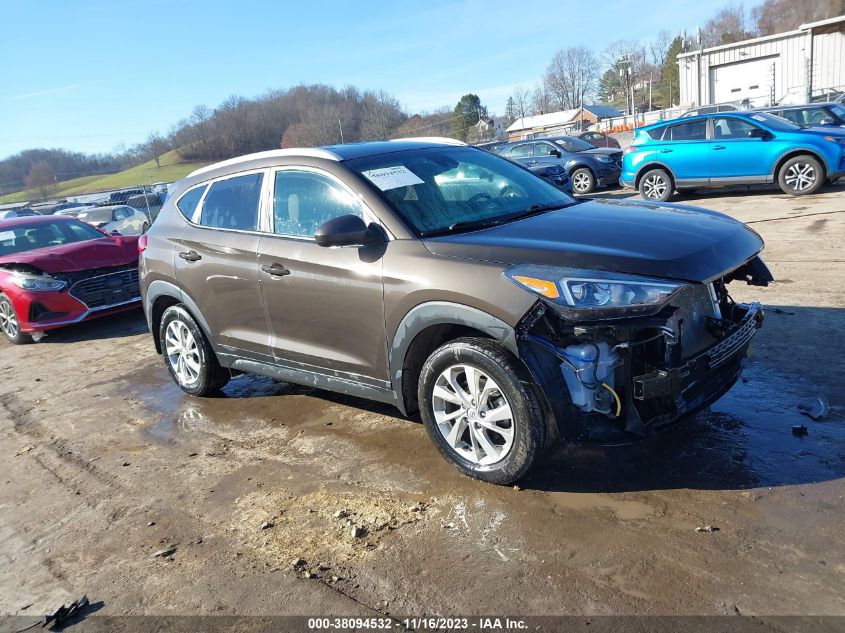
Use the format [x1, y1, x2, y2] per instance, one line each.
[261, 263, 291, 277]
[178, 250, 202, 262]
[713, 145, 726, 150]
[659, 149, 673, 153]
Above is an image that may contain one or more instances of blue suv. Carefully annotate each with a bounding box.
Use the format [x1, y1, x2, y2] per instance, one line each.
[621, 111, 845, 201]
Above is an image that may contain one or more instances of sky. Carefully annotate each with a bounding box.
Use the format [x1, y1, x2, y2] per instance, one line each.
[0, 0, 732, 159]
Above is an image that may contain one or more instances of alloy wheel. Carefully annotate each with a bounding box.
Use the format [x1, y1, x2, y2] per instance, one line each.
[643, 174, 667, 199]
[431, 364, 515, 466]
[784, 162, 816, 191]
[0, 299, 19, 339]
[164, 319, 201, 386]
[572, 172, 591, 192]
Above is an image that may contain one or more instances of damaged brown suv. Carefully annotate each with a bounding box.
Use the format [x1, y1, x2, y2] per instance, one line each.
[139, 138, 772, 484]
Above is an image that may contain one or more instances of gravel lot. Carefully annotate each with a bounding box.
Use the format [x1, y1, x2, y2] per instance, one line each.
[1, 184, 844, 623]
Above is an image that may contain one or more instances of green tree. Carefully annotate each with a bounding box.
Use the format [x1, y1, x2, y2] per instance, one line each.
[656, 36, 683, 108]
[450, 94, 487, 142]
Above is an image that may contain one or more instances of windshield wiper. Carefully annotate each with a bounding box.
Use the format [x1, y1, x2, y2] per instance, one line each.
[423, 201, 575, 237]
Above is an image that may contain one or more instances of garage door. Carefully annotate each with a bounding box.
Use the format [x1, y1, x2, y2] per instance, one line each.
[710, 57, 777, 104]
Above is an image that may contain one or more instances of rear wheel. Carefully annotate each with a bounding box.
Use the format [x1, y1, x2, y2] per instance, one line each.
[571, 167, 596, 194]
[159, 305, 229, 395]
[639, 168, 673, 202]
[778, 155, 824, 196]
[417, 337, 545, 485]
[0, 293, 31, 345]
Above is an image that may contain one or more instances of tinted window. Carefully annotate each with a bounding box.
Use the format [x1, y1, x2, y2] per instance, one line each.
[646, 127, 665, 140]
[199, 173, 263, 231]
[506, 144, 532, 158]
[533, 142, 558, 157]
[667, 120, 706, 141]
[177, 184, 208, 220]
[555, 137, 594, 152]
[273, 171, 362, 237]
[0, 220, 104, 256]
[713, 117, 759, 139]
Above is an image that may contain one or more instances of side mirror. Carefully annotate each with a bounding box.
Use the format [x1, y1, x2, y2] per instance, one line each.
[314, 214, 379, 247]
[747, 128, 771, 139]
[551, 149, 562, 158]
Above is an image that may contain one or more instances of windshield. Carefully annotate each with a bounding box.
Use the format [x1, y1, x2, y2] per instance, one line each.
[345, 146, 576, 236]
[555, 137, 594, 152]
[828, 104, 845, 122]
[0, 219, 106, 257]
[748, 111, 801, 131]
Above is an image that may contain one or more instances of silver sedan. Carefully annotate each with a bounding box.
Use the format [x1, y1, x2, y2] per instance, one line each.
[76, 205, 151, 235]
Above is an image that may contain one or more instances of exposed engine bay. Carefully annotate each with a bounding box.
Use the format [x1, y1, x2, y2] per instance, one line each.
[515, 256, 772, 444]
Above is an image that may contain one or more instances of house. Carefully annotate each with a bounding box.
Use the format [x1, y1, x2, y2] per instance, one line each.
[469, 116, 509, 141]
[505, 105, 622, 140]
[677, 15, 845, 107]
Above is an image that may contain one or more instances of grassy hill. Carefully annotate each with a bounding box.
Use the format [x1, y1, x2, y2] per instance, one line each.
[0, 150, 210, 204]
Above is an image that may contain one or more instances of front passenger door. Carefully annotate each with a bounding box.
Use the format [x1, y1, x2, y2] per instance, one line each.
[257, 168, 388, 382]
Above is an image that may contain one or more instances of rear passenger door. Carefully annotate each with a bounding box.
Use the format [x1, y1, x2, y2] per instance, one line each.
[256, 167, 388, 382]
[657, 119, 710, 184]
[174, 170, 273, 362]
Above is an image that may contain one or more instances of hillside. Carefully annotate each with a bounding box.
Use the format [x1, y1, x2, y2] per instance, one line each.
[0, 151, 210, 204]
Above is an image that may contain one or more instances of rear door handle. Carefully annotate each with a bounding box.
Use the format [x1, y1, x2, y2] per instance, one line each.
[261, 263, 290, 277]
[178, 250, 201, 262]
[713, 145, 726, 150]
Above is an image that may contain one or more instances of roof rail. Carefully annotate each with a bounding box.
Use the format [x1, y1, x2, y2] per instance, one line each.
[389, 137, 467, 146]
[188, 148, 341, 178]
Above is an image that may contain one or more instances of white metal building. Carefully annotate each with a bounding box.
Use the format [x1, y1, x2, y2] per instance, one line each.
[678, 15, 845, 107]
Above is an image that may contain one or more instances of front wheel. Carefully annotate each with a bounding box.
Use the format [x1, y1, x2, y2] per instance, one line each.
[159, 305, 229, 395]
[0, 293, 32, 345]
[417, 338, 545, 485]
[639, 168, 674, 202]
[778, 155, 824, 196]
[571, 167, 596, 195]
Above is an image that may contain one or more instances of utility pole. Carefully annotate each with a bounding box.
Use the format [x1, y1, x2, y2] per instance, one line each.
[338, 119, 344, 143]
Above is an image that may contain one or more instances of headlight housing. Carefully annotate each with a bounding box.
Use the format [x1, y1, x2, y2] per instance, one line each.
[9, 272, 67, 292]
[822, 135, 845, 145]
[504, 265, 686, 319]
[595, 154, 614, 163]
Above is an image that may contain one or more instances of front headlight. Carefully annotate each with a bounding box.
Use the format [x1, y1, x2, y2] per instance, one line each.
[9, 272, 67, 292]
[822, 135, 845, 145]
[504, 265, 686, 319]
[595, 155, 614, 163]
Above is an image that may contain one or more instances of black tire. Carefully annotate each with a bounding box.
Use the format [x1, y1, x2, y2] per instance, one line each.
[0, 293, 32, 345]
[638, 168, 674, 202]
[417, 337, 545, 485]
[159, 305, 229, 396]
[571, 167, 596, 195]
[778, 155, 825, 196]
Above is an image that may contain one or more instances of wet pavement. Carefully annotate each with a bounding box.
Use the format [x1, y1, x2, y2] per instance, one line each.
[1, 186, 844, 619]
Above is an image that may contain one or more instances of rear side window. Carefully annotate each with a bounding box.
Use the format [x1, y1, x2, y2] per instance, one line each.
[199, 173, 263, 231]
[666, 120, 706, 141]
[176, 185, 207, 220]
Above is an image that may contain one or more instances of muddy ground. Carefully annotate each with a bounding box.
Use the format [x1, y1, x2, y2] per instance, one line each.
[1, 185, 844, 623]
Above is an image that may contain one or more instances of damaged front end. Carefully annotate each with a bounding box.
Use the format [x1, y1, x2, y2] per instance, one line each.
[509, 257, 772, 444]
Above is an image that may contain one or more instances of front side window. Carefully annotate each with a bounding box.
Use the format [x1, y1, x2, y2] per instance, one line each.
[713, 117, 759, 139]
[176, 184, 207, 220]
[667, 120, 707, 141]
[533, 142, 558, 157]
[346, 146, 576, 236]
[199, 173, 263, 231]
[506, 144, 532, 159]
[273, 171, 363, 238]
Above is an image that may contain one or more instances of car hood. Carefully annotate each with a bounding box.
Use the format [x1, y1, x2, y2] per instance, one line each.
[0, 236, 139, 274]
[798, 126, 845, 136]
[422, 198, 764, 283]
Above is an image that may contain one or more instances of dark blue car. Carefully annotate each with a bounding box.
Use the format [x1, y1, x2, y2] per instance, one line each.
[621, 111, 845, 201]
[494, 136, 622, 194]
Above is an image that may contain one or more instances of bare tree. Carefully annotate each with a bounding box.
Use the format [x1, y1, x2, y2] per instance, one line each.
[531, 81, 553, 115]
[753, 0, 844, 35]
[360, 90, 405, 140]
[701, 4, 754, 47]
[25, 161, 56, 201]
[544, 46, 601, 111]
[140, 132, 170, 168]
[511, 86, 531, 119]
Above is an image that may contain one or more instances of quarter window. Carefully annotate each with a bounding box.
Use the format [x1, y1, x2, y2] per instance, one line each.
[176, 184, 207, 220]
[666, 120, 707, 141]
[272, 171, 363, 238]
[199, 173, 263, 231]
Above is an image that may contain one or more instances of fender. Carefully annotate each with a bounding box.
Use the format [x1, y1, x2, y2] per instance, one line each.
[771, 146, 829, 174]
[144, 279, 214, 351]
[389, 301, 517, 414]
[635, 161, 678, 187]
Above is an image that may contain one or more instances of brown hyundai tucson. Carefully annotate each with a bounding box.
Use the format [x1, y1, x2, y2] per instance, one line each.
[139, 138, 772, 485]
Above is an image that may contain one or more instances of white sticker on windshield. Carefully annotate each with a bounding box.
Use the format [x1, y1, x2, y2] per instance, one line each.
[750, 115, 767, 122]
[361, 166, 424, 191]
[0, 231, 14, 242]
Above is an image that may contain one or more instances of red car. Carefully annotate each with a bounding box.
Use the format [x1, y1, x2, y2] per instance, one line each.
[573, 131, 621, 149]
[0, 215, 141, 344]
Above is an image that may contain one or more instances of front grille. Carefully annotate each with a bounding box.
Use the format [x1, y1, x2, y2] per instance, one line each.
[69, 268, 140, 309]
[671, 284, 720, 358]
[704, 304, 761, 368]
